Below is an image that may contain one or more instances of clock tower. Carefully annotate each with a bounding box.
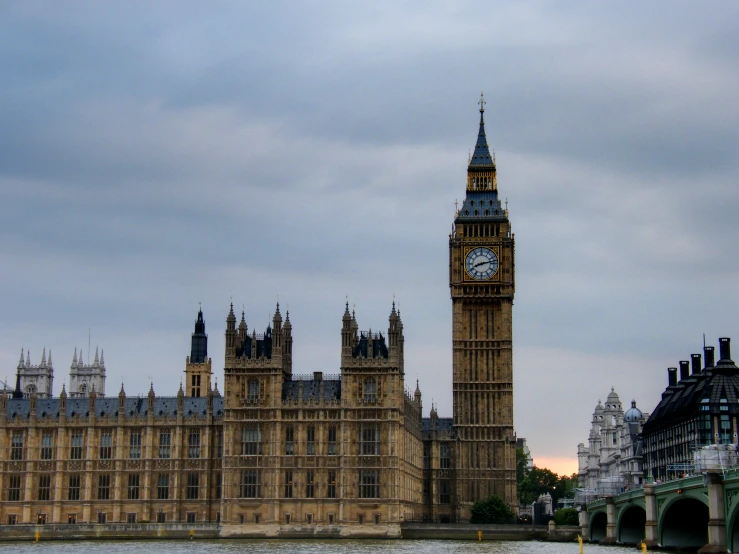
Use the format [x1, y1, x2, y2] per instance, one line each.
[450, 94, 516, 514]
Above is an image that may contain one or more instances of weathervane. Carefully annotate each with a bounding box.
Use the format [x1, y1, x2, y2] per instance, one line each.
[478, 91, 486, 113]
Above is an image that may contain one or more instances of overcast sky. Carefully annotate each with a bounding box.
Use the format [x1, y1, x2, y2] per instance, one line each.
[2, 1, 738, 475]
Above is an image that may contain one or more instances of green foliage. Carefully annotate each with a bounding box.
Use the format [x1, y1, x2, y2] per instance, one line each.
[553, 507, 579, 526]
[469, 494, 515, 524]
[517, 463, 578, 506]
[516, 448, 528, 485]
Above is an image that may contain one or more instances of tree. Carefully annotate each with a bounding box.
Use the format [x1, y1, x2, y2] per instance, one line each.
[553, 507, 579, 526]
[469, 494, 515, 524]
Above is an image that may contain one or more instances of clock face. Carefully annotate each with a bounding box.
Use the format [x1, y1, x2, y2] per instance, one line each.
[465, 247, 499, 280]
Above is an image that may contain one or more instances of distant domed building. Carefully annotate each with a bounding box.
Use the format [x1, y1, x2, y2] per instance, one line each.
[577, 388, 647, 495]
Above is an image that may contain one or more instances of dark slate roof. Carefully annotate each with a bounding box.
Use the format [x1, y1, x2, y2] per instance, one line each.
[422, 417, 454, 434]
[5, 396, 224, 420]
[469, 110, 494, 169]
[455, 190, 507, 223]
[642, 356, 739, 434]
[282, 379, 341, 402]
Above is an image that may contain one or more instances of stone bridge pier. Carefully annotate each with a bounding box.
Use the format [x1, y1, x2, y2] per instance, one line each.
[699, 473, 727, 554]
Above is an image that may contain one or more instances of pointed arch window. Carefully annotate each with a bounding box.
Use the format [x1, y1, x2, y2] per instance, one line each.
[247, 379, 259, 403]
[363, 378, 376, 403]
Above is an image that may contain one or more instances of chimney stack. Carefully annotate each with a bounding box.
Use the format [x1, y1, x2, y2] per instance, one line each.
[691, 354, 702, 375]
[719, 337, 732, 362]
[668, 367, 678, 387]
[705, 346, 715, 369]
[679, 361, 690, 381]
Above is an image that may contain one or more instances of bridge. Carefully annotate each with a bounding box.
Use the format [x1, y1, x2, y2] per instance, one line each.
[582, 468, 739, 552]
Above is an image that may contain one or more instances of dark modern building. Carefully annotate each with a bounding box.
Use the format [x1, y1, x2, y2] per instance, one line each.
[642, 338, 739, 481]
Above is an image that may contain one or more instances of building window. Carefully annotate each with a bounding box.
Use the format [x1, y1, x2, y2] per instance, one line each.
[284, 471, 293, 498]
[241, 426, 262, 456]
[156, 512, 167, 524]
[306, 513, 313, 524]
[68, 474, 80, 501]
[440, 480, 451, 504]
[327, 471, 337, 499]
[129, 430, 142, 459]
[720, 415, 732, 444]
[359, 470, 380, 499]
[98, 474, 111, 500]
[285, 514, 291, 524]
[68, 514, 77, 524]
[328, 513, 334, 525]
[217, 430, 223, 459]
[99, 431, 112, 460]
[127, 513, 137, 524]
[254, 514, 260, 524]
[187, 473, 199, 500]
[8, 515, 17, 525]
[188, 429, 201, 459]
[358, 514, 365, 524]
[306, 471, 315, 498]
[191, 374, 201, 397]
[215, 473, 222, 500]
[247, 379, 259, 402]
[363, 377, 376, 402]
[8, 475, 21, 501]
[374, 514, 380, 525]
[128, 474, 140, 500]
[159, 429, 171, 459]
[97, 512, 107, 524]
[70, 432, 83, 460]
[157, 474, 170, 500]
[360, 424, 380, 456]
[423, 480, 430, 503]
[307, 426, 315, 455]
[38, 474, 52, 501]
[440, 444, 450, 469]
[240, 470, 261, 498]
[10, 433, 23, 461]
[41, 432, 54, 460]
[423, 443, 431, 469]
[327, 426, 337, 455]
[285, 425, 294, 455]
[186, 512, 197, 524]
[612, 432, 617, 446]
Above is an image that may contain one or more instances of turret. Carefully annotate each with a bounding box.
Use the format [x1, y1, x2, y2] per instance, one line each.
[186, 307, 212, 397]
[225, 303, 237, 355]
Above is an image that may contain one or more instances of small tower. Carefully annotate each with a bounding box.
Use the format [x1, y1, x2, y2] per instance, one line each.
[69, 346, 105, 398]
[16, 347, 54, 398]
[185, 307, 212, 397]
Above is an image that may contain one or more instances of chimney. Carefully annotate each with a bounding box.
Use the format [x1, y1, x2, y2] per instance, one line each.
[313, 371, 323, 382]
[719, 337, 732, 362]
[691, 354, 702, 375]
[667, 367, 678, 387]
[705, 346, 715, 369]
[679, 361, 689, 381]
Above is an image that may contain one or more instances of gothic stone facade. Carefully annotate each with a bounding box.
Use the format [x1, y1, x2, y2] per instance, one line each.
[0, 102, 515, 530]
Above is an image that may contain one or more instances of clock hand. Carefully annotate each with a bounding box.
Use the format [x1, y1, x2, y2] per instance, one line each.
[474, 260, 491, 268]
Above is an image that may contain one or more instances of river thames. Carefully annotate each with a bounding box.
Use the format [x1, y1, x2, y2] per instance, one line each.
[0, 540, 638, 554]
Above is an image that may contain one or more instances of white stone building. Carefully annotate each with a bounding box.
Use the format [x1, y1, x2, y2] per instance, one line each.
[68, 346, 106, 397]
[577, 387, 647, 495]
[14, 348, 54, 398]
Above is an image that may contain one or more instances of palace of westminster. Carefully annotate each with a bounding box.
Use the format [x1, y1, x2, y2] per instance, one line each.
[0, 99, 517, 533]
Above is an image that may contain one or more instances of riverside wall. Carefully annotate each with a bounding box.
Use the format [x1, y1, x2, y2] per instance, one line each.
[0, 522, 580, 542]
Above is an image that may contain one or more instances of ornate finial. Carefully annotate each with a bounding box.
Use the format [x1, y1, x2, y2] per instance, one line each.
[505, 198, 508, 211]
[478, 91, 486, 113]
[493, 149, 496, 163]
[468, 150, 471, 163]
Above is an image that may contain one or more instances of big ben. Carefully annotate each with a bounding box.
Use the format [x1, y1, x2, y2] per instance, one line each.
[450, 94, 516, 514]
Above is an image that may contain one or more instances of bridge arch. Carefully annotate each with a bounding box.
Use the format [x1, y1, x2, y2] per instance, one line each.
[659, 495, 709, 549]
[727, 497, 739, 552]
[589, 510, 607, 542]
[617, 504, 646, 544]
